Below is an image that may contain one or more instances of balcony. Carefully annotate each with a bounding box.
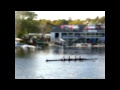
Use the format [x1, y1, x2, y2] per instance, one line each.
[61, 29, 83, 32]
[83, 30, 105, 33]
[62, 35, 79, 39]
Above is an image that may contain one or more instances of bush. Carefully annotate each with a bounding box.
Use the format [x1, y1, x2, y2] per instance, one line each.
[44, 43, 48, 46]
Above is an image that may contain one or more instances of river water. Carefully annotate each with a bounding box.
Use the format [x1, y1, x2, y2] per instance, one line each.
[15, 45, 105, 79]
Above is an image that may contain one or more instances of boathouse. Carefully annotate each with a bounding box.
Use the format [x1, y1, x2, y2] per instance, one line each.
[50, 24, 105, 44]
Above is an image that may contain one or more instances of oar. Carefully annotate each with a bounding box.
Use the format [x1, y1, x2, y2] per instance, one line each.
[46, 59, 62, 62]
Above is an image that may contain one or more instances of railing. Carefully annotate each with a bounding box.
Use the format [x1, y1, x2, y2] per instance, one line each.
[62, 36, 78, 38]
[61, 30, 83, 32]
[80, 35, 105, 37]
[83, 30, 105, 33]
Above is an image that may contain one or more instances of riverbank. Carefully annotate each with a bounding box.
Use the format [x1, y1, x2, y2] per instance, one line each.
[92, 44, 105, 47]
[52, 44, 105, 48]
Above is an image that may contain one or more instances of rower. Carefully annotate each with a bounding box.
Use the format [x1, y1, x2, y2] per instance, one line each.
[79, 56, 82, 60]
[68, 56, 71, 61]
[69, 56, 70, 60]
[75, 56, 76, 61]
[80, 56, 82, 59]
[63, 56, 65, 61]
[80, 56, 83, 61]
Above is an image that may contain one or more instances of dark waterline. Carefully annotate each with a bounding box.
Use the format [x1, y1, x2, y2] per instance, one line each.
[15, 46, 105, 79]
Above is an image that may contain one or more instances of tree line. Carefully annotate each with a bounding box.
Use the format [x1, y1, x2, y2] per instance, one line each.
[15, 11, 105, 38]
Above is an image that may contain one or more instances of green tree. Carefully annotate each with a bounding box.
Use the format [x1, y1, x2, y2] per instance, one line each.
[99, 16, 105, 24]
[61, 19, 68, 25]
[38, 19, 52, 34]
[15, 11, 38, 37]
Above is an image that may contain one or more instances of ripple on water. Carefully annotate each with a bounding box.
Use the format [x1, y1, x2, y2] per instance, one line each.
[15, 46, 105, 79]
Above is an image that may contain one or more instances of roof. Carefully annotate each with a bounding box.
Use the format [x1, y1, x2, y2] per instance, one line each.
[51, 25, 87, 32]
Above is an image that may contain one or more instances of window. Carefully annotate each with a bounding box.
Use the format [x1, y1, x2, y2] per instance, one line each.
[75, 33, 80, 35]
[68, 33, 73, 35]
[91, 33, 95, 36]
[95, 33, 98, 37]
[62, 33, 67, 37]
[99, 33, 102, 36]
[75, 33, 80, 37]
[68, 33, 73, 37]
[102, 33, 105, 37]
[96, 33, 99, 35]
[87, 33, 90, 35]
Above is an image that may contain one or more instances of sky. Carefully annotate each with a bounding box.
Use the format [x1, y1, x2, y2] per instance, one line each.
[32, 11, 105, 21]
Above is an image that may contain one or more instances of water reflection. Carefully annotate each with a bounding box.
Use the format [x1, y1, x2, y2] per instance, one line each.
[15, 45, 105, 79]
[50, 46, 105, 55]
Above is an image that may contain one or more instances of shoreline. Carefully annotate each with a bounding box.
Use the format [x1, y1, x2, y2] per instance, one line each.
[52, 44, 105, 48]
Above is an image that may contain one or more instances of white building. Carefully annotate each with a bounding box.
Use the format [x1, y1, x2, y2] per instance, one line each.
[51, 24, 105, 44]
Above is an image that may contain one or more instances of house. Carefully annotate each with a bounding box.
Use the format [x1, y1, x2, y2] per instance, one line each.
[50, 24, 105, 44]
[51, 25, 85, 42]
[83, 24, 105, 44]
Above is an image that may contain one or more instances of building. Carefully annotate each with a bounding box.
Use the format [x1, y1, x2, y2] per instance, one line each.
[50, 24, 105, 44]
[82, 24, 105, 44]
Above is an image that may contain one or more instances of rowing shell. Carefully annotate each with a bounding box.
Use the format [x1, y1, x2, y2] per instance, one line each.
[46, 58, 97, 62]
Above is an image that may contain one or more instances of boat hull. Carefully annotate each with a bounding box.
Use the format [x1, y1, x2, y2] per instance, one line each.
[46, 58, 97, 62]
